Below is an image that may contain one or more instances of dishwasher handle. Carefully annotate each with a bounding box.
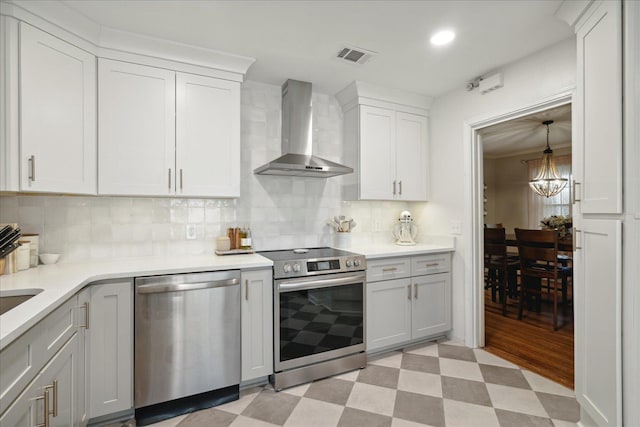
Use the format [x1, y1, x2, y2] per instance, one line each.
[136, 278, 239, 294]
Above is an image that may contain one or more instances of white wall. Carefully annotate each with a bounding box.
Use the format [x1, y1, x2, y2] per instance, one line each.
[420, 36, 577, 342]
[484, 147, 571, 231]
[0, 80, 418, 262]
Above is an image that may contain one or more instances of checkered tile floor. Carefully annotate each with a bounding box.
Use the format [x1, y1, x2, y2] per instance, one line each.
[133, 341, 579, 427]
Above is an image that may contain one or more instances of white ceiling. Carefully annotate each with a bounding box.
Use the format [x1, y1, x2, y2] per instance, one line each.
[480, 104, 572, 158]
[60, 0, 573, 97]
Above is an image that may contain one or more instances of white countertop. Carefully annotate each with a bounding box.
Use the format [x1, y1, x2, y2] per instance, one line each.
[348, 242, 455, 259]
[0, 254, 272, 350]
[0, 242, 455, 351]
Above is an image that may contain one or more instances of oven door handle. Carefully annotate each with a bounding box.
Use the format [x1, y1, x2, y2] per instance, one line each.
[278, 274, 365, 292]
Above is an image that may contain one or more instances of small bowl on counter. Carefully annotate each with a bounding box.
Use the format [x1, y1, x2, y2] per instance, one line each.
[39, 253, 61, 265]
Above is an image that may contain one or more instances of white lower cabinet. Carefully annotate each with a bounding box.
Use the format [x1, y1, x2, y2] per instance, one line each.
[240, 269, 273, 382]
[366, 253, 451, 352]
[366, 278, 412, 349]
[0, 325, 82, 427]
[84, 280, 133, 420]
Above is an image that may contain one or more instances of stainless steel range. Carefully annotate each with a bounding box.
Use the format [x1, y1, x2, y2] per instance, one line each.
[259, 247, 367, 390]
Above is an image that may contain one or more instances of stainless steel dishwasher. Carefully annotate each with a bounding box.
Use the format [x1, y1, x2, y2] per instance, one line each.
[134, 270, 241, 426]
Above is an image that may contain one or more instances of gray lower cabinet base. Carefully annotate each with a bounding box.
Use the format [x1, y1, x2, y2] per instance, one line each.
[87, 408, 135, 427]
[270, 352, 366, 391]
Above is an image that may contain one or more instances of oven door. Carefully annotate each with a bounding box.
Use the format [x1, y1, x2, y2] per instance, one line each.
[274, 271, 366, 372]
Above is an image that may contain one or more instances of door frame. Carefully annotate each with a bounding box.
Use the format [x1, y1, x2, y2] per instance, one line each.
[463, 88, 574, 348]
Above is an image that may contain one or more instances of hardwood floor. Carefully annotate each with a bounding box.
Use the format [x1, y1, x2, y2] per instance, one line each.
[483, 288, 574, 389]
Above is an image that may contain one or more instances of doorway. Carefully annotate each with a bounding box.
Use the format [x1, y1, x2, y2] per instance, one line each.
[462, 90, 574, 388]
[480, 104, 574, 388]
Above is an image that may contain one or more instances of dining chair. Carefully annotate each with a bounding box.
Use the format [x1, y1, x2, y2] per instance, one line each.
[484, 227, 519, 316]
[514, 228, 573, 330]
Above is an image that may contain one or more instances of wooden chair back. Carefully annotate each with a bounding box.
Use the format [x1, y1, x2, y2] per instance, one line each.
[484, 223, 504, 229]
[484, 227, 507, 260]
[515, 228, 559, 273]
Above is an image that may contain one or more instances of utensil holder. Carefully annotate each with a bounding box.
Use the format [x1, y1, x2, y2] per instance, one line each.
[334, 232, 351, 249]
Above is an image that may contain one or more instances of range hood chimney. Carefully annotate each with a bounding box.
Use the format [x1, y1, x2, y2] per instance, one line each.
[253, 79, 353, 178]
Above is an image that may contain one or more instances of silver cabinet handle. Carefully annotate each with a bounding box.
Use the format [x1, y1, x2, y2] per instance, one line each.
[399, 181, 402, 196]
[168, 168, 172, 190]
[245, 279, 249, 300]
[34, 389, 50, 427]
[28, 155, 36, 181]
[382, 267, 398, 272]
[407, 284, 411, 300]
[77, 302, 89, 329]
[44, 381, 58, 417]
[572, 181, 581, 203]
[574, 228, 582, 250]
[414, 283, 418, 299]
[393, 180, 397, 195]
[180, 169, 183, 191]
[426, 263, 439, 268]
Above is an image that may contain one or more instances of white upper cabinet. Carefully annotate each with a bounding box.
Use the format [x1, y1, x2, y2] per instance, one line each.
[176, 73, 240, 197]
[359, 106, 396, 199]
[19, 23, 97, 194]
[98, 59, 176, 196]
[338, 81, 430, 201]
[395, 112, 428, 201]
[98, 59, 241, 197]
[574, 0, 622, 214]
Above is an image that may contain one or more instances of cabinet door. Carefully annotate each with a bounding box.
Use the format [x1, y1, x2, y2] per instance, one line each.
[411, 273, 451, 339]
[240, 270, 273, 382]
[395, 112, 428, 201]
[366, 278, 411, 351]
[19, 23, 96, 194]
[574, 219, 621, 426]
[176, 73, 240, 197]
[575, 0, 622, 214]
[359, 105, 396, 200]
[98, 59, 175, 196]
[87, 280, 133, 418]
[0, 333, 80, 427]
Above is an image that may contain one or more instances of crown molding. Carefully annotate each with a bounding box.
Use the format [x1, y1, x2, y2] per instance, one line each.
[0, 0, 255, 78]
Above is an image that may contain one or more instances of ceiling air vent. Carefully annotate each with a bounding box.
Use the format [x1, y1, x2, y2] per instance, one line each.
[336, 45, 377, 65]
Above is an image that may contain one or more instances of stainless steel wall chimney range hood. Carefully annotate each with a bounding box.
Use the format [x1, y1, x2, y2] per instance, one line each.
[253, 79, 353, 178]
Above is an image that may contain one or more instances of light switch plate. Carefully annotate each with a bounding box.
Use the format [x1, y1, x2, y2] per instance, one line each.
[449, 220, 462, 235]
[186, 224, 197, 240]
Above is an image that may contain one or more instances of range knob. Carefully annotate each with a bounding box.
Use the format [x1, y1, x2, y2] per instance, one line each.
[354, 259, 361, 267]
[346, 259, 353, 267]
[283, 263, 292, 273]
[293, 263, 301, 272]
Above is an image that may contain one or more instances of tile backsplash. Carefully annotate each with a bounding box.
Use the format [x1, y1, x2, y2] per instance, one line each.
[0, 80, 425, 263]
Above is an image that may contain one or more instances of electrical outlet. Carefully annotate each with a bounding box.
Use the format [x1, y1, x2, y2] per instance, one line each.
[373, 220, 383, 232]
[449, 220, 462, 235]
[186, 224, 197, 240]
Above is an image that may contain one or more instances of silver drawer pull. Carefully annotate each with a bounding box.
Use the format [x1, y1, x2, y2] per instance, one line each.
[426, 263, 439, 267]
[245, 279, 249, 300]
[407, 284, 411, 300]
[399, 180, 402, 196]
[414, 283, 418, 299]
[382, 267, 398, 272]
[393, 180, 397, 195]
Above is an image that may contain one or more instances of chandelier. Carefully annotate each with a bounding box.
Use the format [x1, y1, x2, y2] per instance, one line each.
[529, 120, 568, 198]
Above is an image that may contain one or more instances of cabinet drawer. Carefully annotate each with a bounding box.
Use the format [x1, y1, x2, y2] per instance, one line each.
[366, 257, 411, 282]
[411, 253, 450, 276]
[0, 296, 76, 414]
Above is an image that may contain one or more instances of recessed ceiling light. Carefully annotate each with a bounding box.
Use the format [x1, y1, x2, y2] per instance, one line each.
[430, 30, 455, 46]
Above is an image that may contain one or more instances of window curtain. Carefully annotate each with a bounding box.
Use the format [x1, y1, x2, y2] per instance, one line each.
[527, 154, 572, 228]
